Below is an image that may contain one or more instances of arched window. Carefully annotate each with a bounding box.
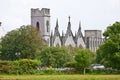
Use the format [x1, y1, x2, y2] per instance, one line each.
[46, 21, 49, 32]
[36, 22, 40, 31]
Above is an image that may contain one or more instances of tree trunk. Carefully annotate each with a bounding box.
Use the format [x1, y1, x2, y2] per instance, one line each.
[83, 68, 86, 75]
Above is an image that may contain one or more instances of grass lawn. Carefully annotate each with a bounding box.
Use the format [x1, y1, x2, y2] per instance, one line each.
[0, 75, 120, 80]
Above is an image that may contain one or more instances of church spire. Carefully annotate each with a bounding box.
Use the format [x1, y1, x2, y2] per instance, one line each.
[67, 16, 71, 30]
[54, 19, 60, 36]
[68, 16, 70, 22]
[55, 19, 59, 30]
[78, 21, 81, 31]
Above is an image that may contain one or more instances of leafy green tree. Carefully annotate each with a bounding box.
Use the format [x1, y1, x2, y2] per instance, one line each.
[96, 22, 120, 69]
[39, 46, 74, 68]
[0, 25, 43, 60]
[75, 48, 90, 74]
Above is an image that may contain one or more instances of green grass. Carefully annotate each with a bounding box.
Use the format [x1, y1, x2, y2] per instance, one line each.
[0, 75, 120, 80]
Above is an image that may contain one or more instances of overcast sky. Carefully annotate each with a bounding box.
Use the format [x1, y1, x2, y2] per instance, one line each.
[0, 0, 120, 35]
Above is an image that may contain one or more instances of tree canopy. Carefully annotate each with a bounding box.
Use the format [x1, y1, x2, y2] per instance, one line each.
[75, 48, 91, 74]
[39, 46, 74, 68]
[0, 25, 43, 60]
[96, 22, 120, 69]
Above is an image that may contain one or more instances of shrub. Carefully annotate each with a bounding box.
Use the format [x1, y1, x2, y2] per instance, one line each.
[64, 62, 77, 68]
[0, 59, 41, 74]
[0, 61, 10, 74]
[18, 59, 40, 74]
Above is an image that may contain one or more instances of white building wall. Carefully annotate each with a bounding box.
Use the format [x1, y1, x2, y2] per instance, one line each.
[65, 36, 76, 47]
[53, 36, 61, 46]
[77, 37, 86, 48]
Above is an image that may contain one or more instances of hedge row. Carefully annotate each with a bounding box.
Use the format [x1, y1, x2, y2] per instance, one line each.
[0, 59, 41, 74]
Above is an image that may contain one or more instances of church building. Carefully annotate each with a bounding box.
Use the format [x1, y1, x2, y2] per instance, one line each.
[31, 8, 85, 48]
[31, 8, 104, 52]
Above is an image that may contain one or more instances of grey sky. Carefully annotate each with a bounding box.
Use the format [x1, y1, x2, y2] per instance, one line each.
[0, 0, 120, 35]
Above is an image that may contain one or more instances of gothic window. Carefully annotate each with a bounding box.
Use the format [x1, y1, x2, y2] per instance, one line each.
[46, 21, 49, 32]
[36, 22, 40, 31]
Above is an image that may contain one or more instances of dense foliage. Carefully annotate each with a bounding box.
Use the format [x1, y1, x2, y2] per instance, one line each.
[96, 22, 120, 70]
[0, 25, 43, 60]
[75, 48, 91, 74]
[38, 46, 74, 68]
[0, 59, 41, 74]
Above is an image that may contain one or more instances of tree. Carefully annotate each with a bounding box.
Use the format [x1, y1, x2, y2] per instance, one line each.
[39, 46, 74, 68]
[75, 48, 90, 74]
[0, 25, 43, 60]
[96, 22, 120, 69]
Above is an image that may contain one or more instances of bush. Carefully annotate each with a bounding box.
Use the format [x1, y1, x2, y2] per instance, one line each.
[18, 59, 40, 74]
[0, 59, 41, 74]
[0, 61, 12, 74]
[64, 62, 77, 68]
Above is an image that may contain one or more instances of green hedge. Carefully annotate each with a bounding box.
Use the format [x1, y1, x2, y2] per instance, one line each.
[0, 59, 41, 74]
[0, 60, 12, 74]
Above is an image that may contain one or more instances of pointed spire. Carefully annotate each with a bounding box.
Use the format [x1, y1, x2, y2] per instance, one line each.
[54, 19, 60, 36]
[68, 16, 70, 22]
[78, 21, 81, 31]
[55, 19, 59, 30]
[67, 16, 71, 30]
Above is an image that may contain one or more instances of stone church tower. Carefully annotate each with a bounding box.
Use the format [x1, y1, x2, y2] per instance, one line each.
[31, 8, 50, 46]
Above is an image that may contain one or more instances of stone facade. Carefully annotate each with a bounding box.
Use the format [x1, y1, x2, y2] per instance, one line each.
[85, 30, 104, 52]
[31, 8, 50, 46]
[50, 19, 86, 48]
[31, 8, 104, 52]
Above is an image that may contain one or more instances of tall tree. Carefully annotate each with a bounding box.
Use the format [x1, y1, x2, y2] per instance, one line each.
[0, 25, 43, 60]
[96, 22, 120, 69]
[75, 48, 91, 74]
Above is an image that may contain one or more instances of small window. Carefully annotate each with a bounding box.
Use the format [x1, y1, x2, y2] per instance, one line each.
[36, 22, 40, 31]
[46, 21, 49, 32]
